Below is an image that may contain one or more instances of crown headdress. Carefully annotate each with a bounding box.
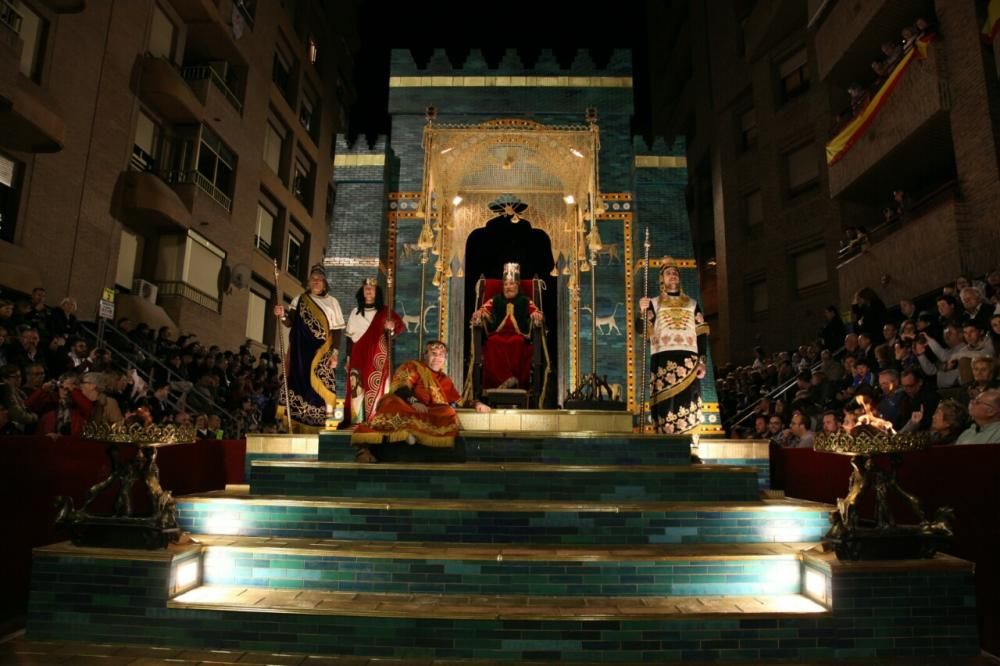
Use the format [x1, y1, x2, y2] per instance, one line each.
[502, 262, 520, 283]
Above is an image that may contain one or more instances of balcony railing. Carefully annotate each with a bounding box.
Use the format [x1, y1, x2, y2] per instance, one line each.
[130, 145, 158, 172]
[180, 64, 243, 112]
[157, 280, 220, 312]
[164, 169, 233, 212]
[254, 235, 274, 257]
[0, 1, 23, 34]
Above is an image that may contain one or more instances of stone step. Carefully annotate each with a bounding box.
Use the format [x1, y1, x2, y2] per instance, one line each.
[29, 543, 980, 663]
[318, 430, 694, 465]
[177, 492, 832, 545]
[198, 535, 814, 597]
[248, 460, 760, 502]
[8, 637, 996, 665]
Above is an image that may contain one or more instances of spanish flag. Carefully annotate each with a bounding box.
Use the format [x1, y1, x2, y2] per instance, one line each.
[826, 37, 933, 166]
[983, 0, 1000, 43]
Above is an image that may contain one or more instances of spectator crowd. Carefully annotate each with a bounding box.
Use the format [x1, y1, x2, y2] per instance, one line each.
[719, 271, 1000, 448]
[0, 287, 286, 439]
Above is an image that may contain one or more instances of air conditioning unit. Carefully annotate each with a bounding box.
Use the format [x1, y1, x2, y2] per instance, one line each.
[133, 279, 159, 304]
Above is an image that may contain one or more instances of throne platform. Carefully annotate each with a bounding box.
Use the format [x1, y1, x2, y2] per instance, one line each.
[25, 413, 980, 663]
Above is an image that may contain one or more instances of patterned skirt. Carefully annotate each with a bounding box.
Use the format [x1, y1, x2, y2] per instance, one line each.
[650, 350, 703, 434]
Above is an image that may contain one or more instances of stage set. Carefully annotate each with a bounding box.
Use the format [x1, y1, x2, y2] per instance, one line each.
[19, 49, 981, 664]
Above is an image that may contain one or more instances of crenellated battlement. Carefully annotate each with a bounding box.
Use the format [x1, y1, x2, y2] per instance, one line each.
[335, 134, 388, 155]
[632, 135, 686, 157]
[389, 48, 632, 77]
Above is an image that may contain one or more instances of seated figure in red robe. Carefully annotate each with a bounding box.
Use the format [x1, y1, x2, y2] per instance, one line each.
[471, 263, 544, 389]
[351, 340, 489, 461]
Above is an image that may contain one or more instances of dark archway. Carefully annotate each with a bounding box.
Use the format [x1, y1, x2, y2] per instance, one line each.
[463, 214, 558, 406]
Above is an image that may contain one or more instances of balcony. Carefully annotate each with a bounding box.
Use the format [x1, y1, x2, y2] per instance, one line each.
[158, 280, 220, 312]
[164, 169, 233, 213]
[813, 0, 935, 85]
[116, 160, 192, 230]
[0, 3, 64, 152]
[138, 55, 203, 123]
[837, 192, 962, 306]
[826, 42, 950, 200]
[172, 0, 247, 66]
[180, 64, 242, 113]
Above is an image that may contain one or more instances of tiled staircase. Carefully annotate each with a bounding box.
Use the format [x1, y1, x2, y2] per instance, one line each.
[27, 429, 980, 662]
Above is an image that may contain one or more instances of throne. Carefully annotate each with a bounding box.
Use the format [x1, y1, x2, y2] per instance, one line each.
[471, 276, 548, 408]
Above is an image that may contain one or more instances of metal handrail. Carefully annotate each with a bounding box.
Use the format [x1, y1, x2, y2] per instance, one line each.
[180, 64, 243, 112]
[163, 169, 232, 212]
[78, 320, 238, 430]
[724, 345, 845, 431]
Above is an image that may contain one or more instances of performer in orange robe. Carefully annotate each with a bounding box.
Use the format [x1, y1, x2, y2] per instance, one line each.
[351, 340, 489, 459]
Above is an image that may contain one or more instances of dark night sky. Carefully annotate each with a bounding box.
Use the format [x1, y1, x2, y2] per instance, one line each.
[344, 2, 651, 143]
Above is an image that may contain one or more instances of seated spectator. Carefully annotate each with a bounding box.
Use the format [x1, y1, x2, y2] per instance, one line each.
[821, 410, 842, 434]
[901, 25, 918, 51]
[766, 415, 785, 444]
[79, 372, 124, 426]
[898, 319, 918, 343]
[847, 84, 870, 115]
[874, 343, 894, 373]
[991, 314, 1000, 349]
[877, 369, 910, 431]
[149, 381, 173, 423]
[28, 373, 88, 437]
[194, 414, 212, 439]
[900, 368, 938, 430]
[984, 270, 1000, 304]
[0, 364, 37, 433]
[965, 357, 998, 405]
[50, 297, 79, 338]
[891, 189, 911, 218]
[902, 398, 968, 443]
[959, 287, 993, 332]
[915, 310, 940, 340]
[843, 333, 860, 359]
[23, 363, 47, 392]
[776, 411, 814, 449]
[65, 338, 90, 372]
[936, 294, 961, 329]
[899, 299, 917, 321]
[915, 324, 964, 388]
[956, 390, 1000, 445]
[851, 358, 876, 391]
[820, 349, 844, 383]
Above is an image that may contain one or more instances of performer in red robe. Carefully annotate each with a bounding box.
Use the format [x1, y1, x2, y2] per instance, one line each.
[471, 262, 543, 389]
[351, 340, 489, 460]
[344, 278, 404, 426]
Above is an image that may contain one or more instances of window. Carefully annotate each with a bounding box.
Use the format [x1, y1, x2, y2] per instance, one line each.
[307, 36, 319, 65]
[183, 231, 225, 301]
[286, 228, 304, 279]
[794, 247, 827, 292]
[745, 190, 763, 228]
[0, 152, 24, 243]
[750, 280, 768, 315]
[255, 199, 276, 255]
[325, 184, 335, 221]
[299, 84, 319, 142]
[132, 110, 160, 171]
[272, 47, 293, 102]
[116, 228, 140, 289]
[739, 108, 757, 151]
[778, 48, 809, 102]
[293, 154, 314, 210]
[148, 4, 176, 61]
[196, 126, 236, 200]
[16, 1, 48, 82]
[786, 142, 818, 194]
[246, 286, 268, 343]
[263, 119, 286, 175]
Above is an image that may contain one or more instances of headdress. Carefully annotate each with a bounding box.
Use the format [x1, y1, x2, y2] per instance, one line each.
[659, 256, 680, 274]
[425, 339, 447, 352]
[488, 194, 528, 222]
[309, 264, 326, 277]
[502, 262, 520, 283]
[362, 277, 378, 287]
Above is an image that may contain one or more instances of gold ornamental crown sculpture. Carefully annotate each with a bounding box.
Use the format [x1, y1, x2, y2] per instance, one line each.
[814, 428, 934, 456]
[81, 422, 197, 445]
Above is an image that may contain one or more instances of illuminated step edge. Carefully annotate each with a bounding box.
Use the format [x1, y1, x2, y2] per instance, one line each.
[248, 460, 760, 502]
[169, 585, 829, 620]
[317, 430, 696, 465]
[176, 495, 832, 545]
[199, 537, 814, 597]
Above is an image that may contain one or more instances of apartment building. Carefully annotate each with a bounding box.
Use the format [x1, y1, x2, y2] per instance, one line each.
[647, 0, 849, 365]
[815, 0, 1000, 307]
[0, 0, 358, 349]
